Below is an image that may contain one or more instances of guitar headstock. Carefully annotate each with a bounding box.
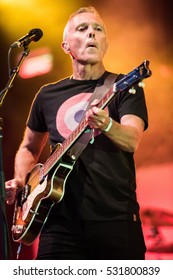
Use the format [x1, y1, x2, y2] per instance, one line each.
[114, 60, 152, 93]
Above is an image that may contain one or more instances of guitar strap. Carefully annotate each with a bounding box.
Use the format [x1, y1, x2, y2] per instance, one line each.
[68, 72, 118, 160]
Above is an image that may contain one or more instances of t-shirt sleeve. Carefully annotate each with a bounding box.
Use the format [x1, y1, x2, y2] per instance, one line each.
[26, 87, 48, 132]
[116, 82, 148, 130]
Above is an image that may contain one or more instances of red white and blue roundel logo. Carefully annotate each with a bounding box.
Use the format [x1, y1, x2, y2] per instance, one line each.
[56, 92, 92, 139]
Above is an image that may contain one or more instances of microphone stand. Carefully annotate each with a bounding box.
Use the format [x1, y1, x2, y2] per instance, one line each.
[0, 45, 30, 259]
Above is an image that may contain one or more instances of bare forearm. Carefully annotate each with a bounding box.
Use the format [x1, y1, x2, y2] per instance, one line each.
[14, 147, 38, 186]
[86, 106, 145, 153]
[103, 118, 143, 152]
[13, 128, 48, 186]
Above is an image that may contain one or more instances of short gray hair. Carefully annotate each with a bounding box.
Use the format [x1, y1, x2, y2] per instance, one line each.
[63, 6, 102, 40]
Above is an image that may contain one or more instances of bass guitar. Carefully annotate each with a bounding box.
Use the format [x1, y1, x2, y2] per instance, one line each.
[12, 60, 152, 245]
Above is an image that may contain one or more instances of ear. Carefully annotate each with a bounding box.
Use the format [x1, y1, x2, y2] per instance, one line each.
[105, 40, 109, 53]
[61, 41, 70, 54]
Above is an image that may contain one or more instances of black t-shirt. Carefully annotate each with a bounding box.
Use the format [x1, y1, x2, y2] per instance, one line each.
[27, 71, 148, 221]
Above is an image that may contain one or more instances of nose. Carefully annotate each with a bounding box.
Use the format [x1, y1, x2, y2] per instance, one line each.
[89, 32, 95, 39]
[88, 26, 95, 38]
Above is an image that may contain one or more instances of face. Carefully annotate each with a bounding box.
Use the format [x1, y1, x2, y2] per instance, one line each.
[62, 12, 109, 64]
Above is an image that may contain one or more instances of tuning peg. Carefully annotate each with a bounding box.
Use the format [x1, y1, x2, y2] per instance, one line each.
[138, 81, 145, 88]
[129, 87, 136, 94]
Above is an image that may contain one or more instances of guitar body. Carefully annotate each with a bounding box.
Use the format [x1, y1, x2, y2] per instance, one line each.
[12, 157, 75, 245]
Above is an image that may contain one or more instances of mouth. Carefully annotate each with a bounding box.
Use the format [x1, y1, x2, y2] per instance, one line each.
[86, 42, 97, 48]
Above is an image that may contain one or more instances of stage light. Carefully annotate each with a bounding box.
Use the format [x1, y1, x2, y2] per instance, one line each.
[18, 48, 53, 79]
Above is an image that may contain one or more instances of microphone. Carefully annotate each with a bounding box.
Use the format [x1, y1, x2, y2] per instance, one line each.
[11, 28, 43, 48]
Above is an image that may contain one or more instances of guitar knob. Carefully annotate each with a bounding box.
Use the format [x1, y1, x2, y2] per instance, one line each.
[129, 87, 136, 94]
[138, 81, 145, 88]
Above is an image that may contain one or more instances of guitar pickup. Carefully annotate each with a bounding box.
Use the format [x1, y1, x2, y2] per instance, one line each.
[17, 184, 31, 206]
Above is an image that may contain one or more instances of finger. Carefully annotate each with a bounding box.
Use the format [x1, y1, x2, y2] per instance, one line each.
[6, 188, 16, 198]
[90, 99, 99, 106]
[6, 199, 14, 205]
[5, 190, 16, 204]
[6, 179, 18, 189]
[5, 182, 17, 205]
[86, 108, 94, 120]
[92, 106, 101, 115]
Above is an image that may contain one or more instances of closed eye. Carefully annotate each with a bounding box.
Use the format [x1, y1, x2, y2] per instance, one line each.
[77, 25, 87, 32]
[95, 25, 103, 32]
[76, 24, 104, 33]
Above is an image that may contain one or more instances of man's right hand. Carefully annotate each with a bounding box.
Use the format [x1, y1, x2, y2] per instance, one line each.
[5, 179, 22, 205]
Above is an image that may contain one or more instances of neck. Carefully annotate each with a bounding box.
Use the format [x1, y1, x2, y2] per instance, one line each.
[71, 61, 105, 80]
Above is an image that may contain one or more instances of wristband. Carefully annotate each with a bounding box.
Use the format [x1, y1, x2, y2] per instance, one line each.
[103, 117, 112, 133]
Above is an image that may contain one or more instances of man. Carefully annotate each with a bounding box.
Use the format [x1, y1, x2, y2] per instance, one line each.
[5, 6, 147, 259]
